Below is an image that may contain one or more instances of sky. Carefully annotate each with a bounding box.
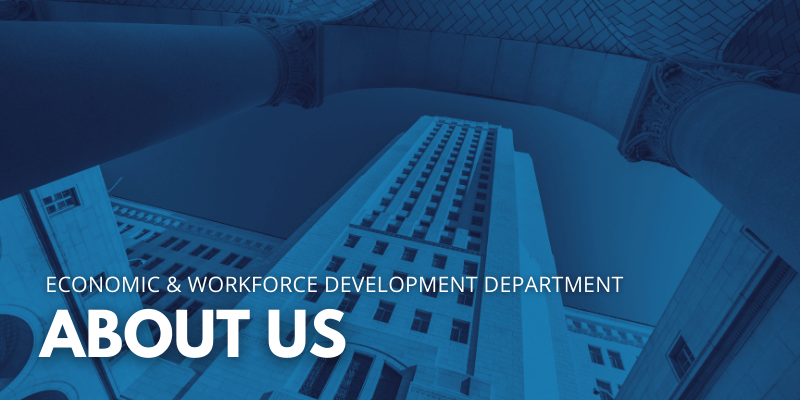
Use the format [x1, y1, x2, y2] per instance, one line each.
[101, 88, 721, 326]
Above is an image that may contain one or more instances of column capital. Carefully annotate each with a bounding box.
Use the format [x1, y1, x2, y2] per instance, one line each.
[235, 15, 323, 109]
[617, 56, 781, 175]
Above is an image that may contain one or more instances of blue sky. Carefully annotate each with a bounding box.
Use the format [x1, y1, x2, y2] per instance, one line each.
[101, 88, 721, 325]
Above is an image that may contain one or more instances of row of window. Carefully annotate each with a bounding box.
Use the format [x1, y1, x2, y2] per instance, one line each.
[340, 236, 479, 274]
[303, 277, 474, 307]
[140, 291, 204, 316]
[367, 299, 470, 344]
[588, 345, 625, 370]
[126, 234, 253, 269]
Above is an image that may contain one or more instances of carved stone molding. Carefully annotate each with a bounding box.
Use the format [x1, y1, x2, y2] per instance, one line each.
[235, 15, 323, 109]
[618, 57, 781, 175]
[0, 0, 34, 20]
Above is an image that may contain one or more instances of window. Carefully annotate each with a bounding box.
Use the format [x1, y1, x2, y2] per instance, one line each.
[204, 272, 223, 291]
[143, 257, 165, 271]
[401, 247, 417, 262]
[201, 247, 220, 260]
[448, 212, 459, 221]
[478, 182, 488, 190]
[144, 232, 162, 243]
[471, 216, 483, 226]
[480, 173, 489, 180]
[303, 284, 325, 303]
[457, 288, 474, 306]
[337, 293, 360, 313]
[373, 301, 395, 323]
[596, 380, 613, 400]
[356, 264, 375, 279]
[143, 291, 167, 306]
[380, 198, 391, 206]
[402, 202, 413, 211]
[452, 200, 463, 207]
[372, 241, 388, 255]
[233, 256, 252, 269]
[412, 230, 426, 239]
[133, 229, 152, 240]
[474, 203, 485, 212]
[126, 248, 134, 255]
[160, 236, 179, 248]
[439, 236, 453, 245]
[589, 345, 604, 365]
[669, 337, 695, 379]
[164, 296, 189, 313]
[425, 207, 436, 216]
[333, 353, 373, 399]
[298, 356, 340, 399]
[476, 192, 487, 200]
[467, 242, 481, 251]
[468, 231, 482, 238]
[130, 254, 152, 268]
[463, 261, 478, 276]
[185, 300, 204, 318]
[411, 310, 432, 334]
[326, 256, 345, 272]
[189, 244, 208, 256]
[42, 188, 80, 214]
[172, 239, 191, 251]
[392, 271, 408, 290]
[343, 234, 360, 248]
[220, 253, 239, 266]
[373, 365, 403, 400]
[432, 254, 447, 269]
[422, 279, 438, 298]
[162, 263, 183, 277]
[608, 350, 624, 370]
[120, 224, 135, 234]
[450, 319, 470, 344]
[481, 166, 490, 172]
[175, 267, 196, 281]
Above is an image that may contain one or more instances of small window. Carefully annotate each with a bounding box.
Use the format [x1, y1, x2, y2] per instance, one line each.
[608, 350, 624, 370]
[337, 293, 360, 313]
[143, 257, 165, 271]
[481, 166, 490, 172]
[125, 248, 134, 255]
[596, 380, 613, 400]
[422, 279, 438, 298]
[474, 203, 485, 212]
[130, 254, 152, 268]
[463, 261, 478, 276]
[476, 192, 487, 200]
[589, 345, 604, 365]
[326, 256, 345, 272]
[201, 247, 221, 260]
[185, 301, 204, 318]
[480, 173, 489, 180]
[372, 241, 388, 255]
[467, 242, 481, 251]
[402, 203, 413, 211]
[164, 295, 189, 313]
[189, 244, 208, 256]
[220, 253, 239, 266]
[401, 247, 418, 262]
[233, 256, 252, 270]
[356, 264, 375, 279]
[468, 231, 481, 238]
[452, 200, 463, 207]
[175, 267, 197, 281]
[162, 263, 183, 277]
[448, 212, 460, 221]
[412, 230, 426, 239]
[669, 337, 695, 379]
[172, 239, 191, 251]
[344, 234, 361, 248]
[42, 188, 80, 214]
[411, 310, 432, 334]
[303, 284, 325, 303]
[391, 271, 408, 290]
[439, 236, 453, 245]
[425, 207, 436, 216]
[143, 291, 167, 306]
[450, 319, 470, 344]
[160, 236, 179, 248]
[373, 301, 395, 323]
[457, 288, 474, 306]
[471, 216, 483, 226]
[478, 182, 488, 190]
[432, 254, 447, 269]
[144, 232, 162, 243]
[120, 224, 135, 234]
[133, 229, 152, 240]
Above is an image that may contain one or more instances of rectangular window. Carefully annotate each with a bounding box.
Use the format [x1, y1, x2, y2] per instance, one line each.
[411, 310, 432, 334]
[144, 232, 162, 243]
[185, 300, 204, 318]
[476, 192, 487, 200]
[457, 288, 474, 306]
[471, 216, 483, 226]
[439, 236, 453, 245]
[337, 293, 360, 313]
[326, 256, 345, 272]
[380, 198, 391, 206]
[220, 253, 239, 266]
[172, 239, 191, 251]
[42, 188, 80, 214]
[392, 271, 408, 290]
[143, 291, 167, 306]
[467, 242, 481, 251]
[432, 254, 447, 269]
[669, 337, 695, 379]
[412, 230, 426, 239]
[164, 295, 189, 313]
[303, 284, 325, 303]
[448, 212, 459, 221]
[401, 247, 418, 262]
[133, 229, 151, 240]
[474, 203, 485, 212]
[298, 356, 340, 399]
[372, 241, 388, 255]
[450, 319, 470, 344]
[333, 353, 373, 399]
[596, 380, 613, 400]
[175, 267, 196, 281]
[233, 256, 252, 269]
[422, 279, 438, 298]
[126, 248, 134, 255]
[201, 247, 221, 260]
[608, 350, 624, 370]
[402, 202, 413, 211]
[356, 264, 375, 279]
[373, 301, 395, 323]
[120, 224, 135, 234]
[343, 234, 361, 248]
[143, 257, 165, 271]
[589, 345, 604, 365]
[130, 254, 152, 268]
[160, 236, 179, 248]
[162, 263, 183, 277]
[463, 261, 478, 276]
[425, 207, 436, 216]
[190, 244, 208, 256]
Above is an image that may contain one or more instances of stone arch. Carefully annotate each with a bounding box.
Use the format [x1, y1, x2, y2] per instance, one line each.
[0, 314, 34, 394]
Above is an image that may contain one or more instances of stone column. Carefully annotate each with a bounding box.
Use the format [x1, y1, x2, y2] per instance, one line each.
[619, 57, 800, 269]
[0, 15, 322, 200]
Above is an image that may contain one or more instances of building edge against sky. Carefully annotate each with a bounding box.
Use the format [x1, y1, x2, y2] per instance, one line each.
[1, 116, 654, 400]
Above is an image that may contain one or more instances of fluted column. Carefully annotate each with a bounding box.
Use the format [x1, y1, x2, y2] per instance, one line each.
[619, 57, 800, 269]
[0, 15, 322, 200]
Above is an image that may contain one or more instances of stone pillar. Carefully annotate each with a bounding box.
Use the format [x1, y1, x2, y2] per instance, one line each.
[0, 15, 322, 200]
[619, 57, 800, 269]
